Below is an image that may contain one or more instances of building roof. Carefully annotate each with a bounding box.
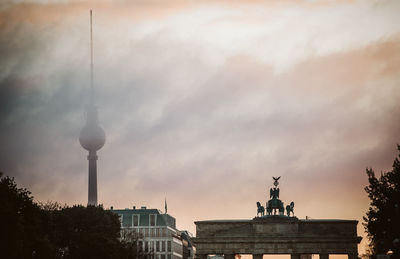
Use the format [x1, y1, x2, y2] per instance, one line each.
[111, 207, 177, 229]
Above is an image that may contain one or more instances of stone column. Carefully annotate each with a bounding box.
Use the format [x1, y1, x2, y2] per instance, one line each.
[291, 254, 301, 259]
[319, 254, 329, 259]
[252, 254, 263, 259]
[224, 254, 236, 259]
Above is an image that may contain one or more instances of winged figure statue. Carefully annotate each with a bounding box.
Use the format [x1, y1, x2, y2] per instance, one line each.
[270, 187, 280, 199]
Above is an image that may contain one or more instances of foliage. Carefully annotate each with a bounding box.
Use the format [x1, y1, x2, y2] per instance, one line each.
[363, 145, 400, 256]
[0, 173, 150, 259]
[49, 205, 122, 259]
[0, 172, 55, 258]
[119, 229, 154, 259]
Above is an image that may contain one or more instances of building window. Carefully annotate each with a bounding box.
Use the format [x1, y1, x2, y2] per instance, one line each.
[161, 241, 165, 252]
[167, 255, 171, 259]
[161, 255, 166, 259]
[167, 241, 171, 252]
[133, 214, 139, 226]
[156, 241, 160, 252]
[150, 214, 156, 226]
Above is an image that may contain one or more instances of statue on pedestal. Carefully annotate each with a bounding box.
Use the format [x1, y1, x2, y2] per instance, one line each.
[255, 176, 295, 217]
[266, 176, 285, 215]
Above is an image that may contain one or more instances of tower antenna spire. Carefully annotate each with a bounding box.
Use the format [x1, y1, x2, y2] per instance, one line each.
[90, 9, 94, 104]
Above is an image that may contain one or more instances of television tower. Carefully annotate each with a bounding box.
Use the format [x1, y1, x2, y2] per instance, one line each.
[79, 10, 105, 206]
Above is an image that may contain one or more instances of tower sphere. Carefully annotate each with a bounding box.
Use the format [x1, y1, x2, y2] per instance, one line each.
[79, 122, 105, 151]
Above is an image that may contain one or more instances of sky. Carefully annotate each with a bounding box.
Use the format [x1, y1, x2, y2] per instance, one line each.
[1, 0, 400, 256]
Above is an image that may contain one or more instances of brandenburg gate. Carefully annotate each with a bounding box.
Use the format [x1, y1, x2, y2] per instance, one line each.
[193, 177, 361, 259]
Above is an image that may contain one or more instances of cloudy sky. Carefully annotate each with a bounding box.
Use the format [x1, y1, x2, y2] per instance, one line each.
[1, 0, 400, 255]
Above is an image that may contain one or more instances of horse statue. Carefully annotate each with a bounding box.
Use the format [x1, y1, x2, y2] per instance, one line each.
[256, 202, 265, 217]
[286, 201, 295, 217]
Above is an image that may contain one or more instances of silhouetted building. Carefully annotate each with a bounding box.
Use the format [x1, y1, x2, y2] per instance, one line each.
[111, 206, 195, 259]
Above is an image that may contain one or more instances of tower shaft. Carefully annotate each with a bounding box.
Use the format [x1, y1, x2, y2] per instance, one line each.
[88, 150, 98, 205]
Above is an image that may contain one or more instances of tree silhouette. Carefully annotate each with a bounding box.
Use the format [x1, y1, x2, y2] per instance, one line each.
[49, 205, 122, 259]
[0, 173, 150, 259]
[0, 173, 54, 258]
[364, 145, 400, 257]
[119, 229, 154, 259]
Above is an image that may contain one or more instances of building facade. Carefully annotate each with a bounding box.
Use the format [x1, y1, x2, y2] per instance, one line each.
[111, 206, 194, 259]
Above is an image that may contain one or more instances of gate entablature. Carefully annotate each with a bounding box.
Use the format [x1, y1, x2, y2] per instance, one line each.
[194, 217, 361, 258]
